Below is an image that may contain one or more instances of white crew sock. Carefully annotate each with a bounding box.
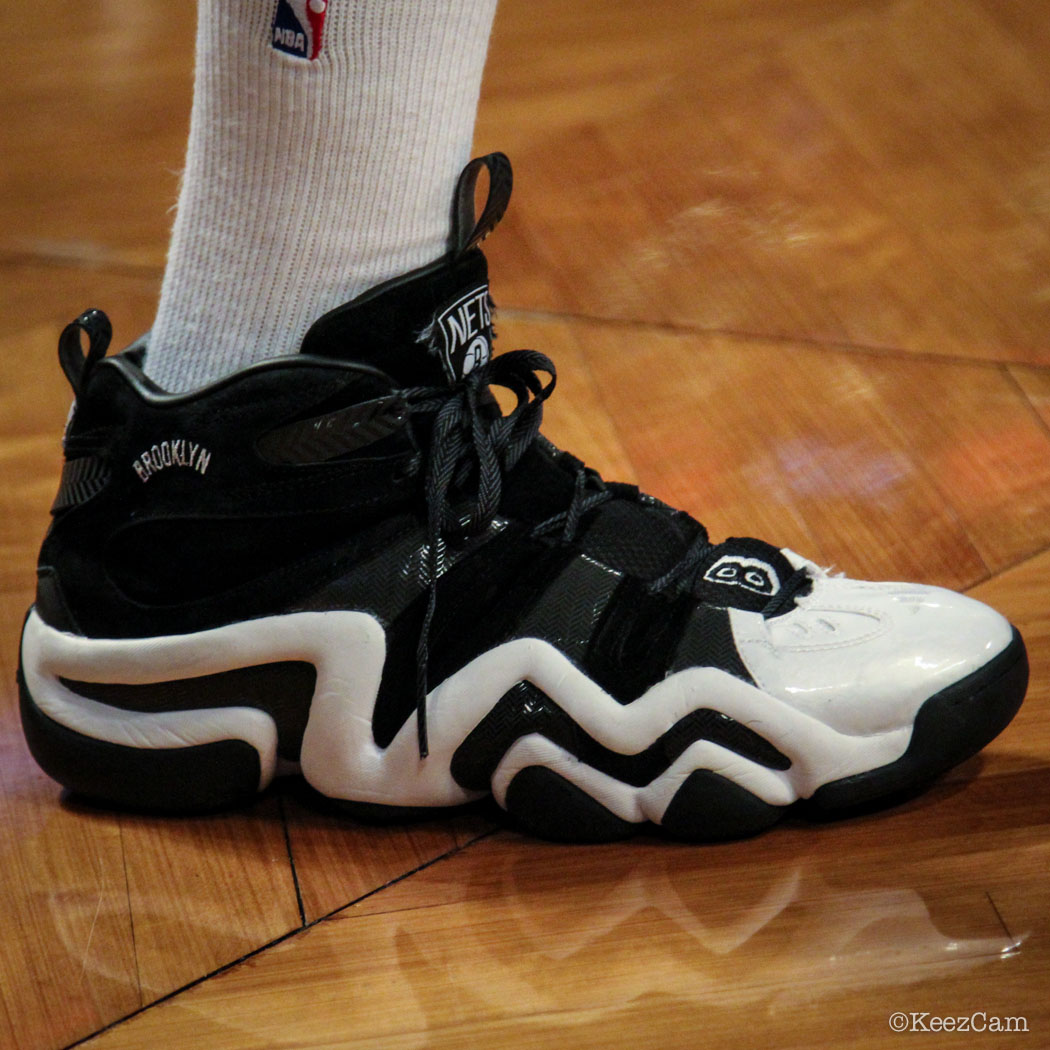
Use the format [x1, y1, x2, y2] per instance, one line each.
[148, 0, 498, 391]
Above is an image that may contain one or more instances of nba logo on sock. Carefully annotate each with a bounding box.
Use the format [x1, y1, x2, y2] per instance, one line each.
[271, 0, 328, 61]
[434, 285, 493, 383]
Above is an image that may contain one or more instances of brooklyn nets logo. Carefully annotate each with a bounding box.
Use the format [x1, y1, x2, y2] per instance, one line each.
[434, 285, 493, 383]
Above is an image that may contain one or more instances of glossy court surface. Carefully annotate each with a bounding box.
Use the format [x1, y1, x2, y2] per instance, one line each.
[2, 2, 1049, 1047]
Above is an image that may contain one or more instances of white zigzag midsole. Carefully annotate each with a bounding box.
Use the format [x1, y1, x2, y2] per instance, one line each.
[20, 609, 914, 822]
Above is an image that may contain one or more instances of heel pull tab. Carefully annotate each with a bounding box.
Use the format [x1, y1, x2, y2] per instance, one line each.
[449, 153, 513, 256]
[58, 309, 112, 396]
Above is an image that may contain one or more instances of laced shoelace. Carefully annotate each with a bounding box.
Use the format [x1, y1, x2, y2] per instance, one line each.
[403, 349, 557, 756]
[402, 350, 810, 757]
[759, 564, 814, 617]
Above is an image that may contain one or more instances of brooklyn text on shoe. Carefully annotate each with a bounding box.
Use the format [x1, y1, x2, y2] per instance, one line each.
[18, 154, 1029, 842]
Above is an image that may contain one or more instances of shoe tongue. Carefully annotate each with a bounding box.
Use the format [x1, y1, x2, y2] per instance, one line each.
[693, 537, 797, 612]
[299, 249, 494, 388]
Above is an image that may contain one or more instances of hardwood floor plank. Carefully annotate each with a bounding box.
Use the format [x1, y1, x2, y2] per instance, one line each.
[564, 320, 999, 588]
[81, 770, 1049, 1050]
[478, 0, 1050, 361]
[987, 858, 1050, 961]
[859, 357, 1050, 574]
[0, 7, 192, 270]
[0, 723, 139, 1050]
[1008, 365, 1050, 432]
[282, 790, 495, 924]
[116, 802, 302, 1005]
[786, 0, 1050, 362]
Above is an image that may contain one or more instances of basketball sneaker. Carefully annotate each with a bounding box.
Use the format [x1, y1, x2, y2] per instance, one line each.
[18, 154, 1028, 841]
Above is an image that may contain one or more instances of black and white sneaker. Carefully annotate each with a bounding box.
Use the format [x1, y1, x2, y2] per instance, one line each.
[18, 155, 1028, 841]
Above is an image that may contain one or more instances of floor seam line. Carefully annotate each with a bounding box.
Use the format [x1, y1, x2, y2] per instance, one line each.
[57, 824, 500, 1050]
[498, 306, 1044, 370]
[985, 890, 1020, 950]
[278, 794, 307, 927]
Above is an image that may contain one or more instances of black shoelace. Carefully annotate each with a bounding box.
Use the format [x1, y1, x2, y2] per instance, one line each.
[403, 350, 556, 756]
[403, 350, 810, 757]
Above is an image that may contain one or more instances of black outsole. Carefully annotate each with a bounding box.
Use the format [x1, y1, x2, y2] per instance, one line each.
[504, 766, 637, 842]
[18, 668, 261, 815]
[661, 770, 785, 841]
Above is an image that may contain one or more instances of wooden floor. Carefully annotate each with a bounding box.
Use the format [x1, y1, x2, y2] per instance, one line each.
[2, 1, 1049, 1047]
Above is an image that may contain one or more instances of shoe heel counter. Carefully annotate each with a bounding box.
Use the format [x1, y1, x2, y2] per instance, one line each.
[36, 486, 112, 634]
[38, 356, 135, 632]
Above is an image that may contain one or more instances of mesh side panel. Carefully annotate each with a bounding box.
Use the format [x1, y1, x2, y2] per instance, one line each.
[579, 499, 690, 580]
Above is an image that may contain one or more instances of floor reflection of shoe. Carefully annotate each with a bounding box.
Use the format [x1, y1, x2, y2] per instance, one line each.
[18, 154, 1028, 841]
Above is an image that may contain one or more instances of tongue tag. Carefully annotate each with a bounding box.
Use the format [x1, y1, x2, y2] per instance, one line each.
[450, 153, 513, 256]
[433, 284, 493, 383]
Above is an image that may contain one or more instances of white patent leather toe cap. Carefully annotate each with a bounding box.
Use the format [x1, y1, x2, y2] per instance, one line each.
[729, 574, 1014, 736]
